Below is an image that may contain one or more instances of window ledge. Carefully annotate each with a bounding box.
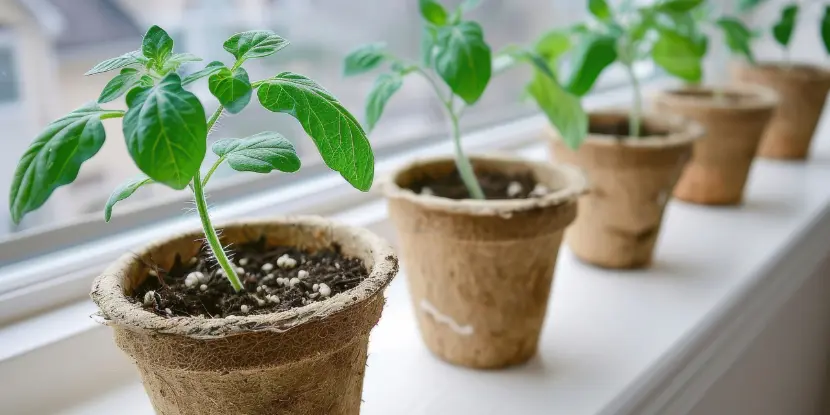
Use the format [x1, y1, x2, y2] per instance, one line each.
[8, 79, 830, 414]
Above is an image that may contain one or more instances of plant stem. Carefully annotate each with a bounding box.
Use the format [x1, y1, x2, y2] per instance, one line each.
[192, 170, 243, 292]
[414, 68, 485, 200]
[449, 110, 485, 199]
[100, 110, 126, 120]
[191, 105, 243, 291]
[201, 156, 225, 187]
[624, 63, 642, 138]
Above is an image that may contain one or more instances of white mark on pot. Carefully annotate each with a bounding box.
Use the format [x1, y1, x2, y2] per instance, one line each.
[507, 181, 523, 198]
[277, 254, 297, 269]
[319, 283, 332, 297]
[421, 186, 434, 196]
[143, 290, 156, 306]
[261, 262, 274, 272]
[530, 184, 549, 197]
[199, 284, 208, 292]
[184, 272, 202, 288]
[297, 270, 309, 279]
[419, 299, 474, 336]
[289, 277, 300, 288]
[238, 258, 249, 266]
[240, 305, 250, 313]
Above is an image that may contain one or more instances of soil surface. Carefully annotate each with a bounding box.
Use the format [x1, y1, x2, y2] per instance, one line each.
[407, 169, 546, 200]
[132, 238, 369, 318]
[590, 119, 667, 137]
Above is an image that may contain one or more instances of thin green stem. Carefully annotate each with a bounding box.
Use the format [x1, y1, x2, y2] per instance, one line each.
[191, 105, 242, 291]
[207, 105, 224, 132]
[192, 170, 243, 292]
[100, 110, 126, 120]
[624, 63, 642, 138]
[202, 156, 225, 187]
[414, 68, 485, 200]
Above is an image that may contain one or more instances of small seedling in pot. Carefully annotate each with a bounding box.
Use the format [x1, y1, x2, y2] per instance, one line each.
[739, 0, 830, 64]
[343, 0, 585, 198]
[9, 26, 374, 292]
[551, 0, 714, 137]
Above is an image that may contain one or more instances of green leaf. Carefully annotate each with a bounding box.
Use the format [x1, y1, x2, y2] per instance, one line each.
[343, 43, 387, 76]
[535, 30, 573, 70]
[564, 34, 617, 96]
[821, 6, 830, 54]
[738, 0, 768, 12]
[365, 72, 403, 131]
[223, 30, 289, 62]
[419, 0, 448, 26]
[422, 25, 438, 65]
[142, 26, 174, 68]
[257, 72, 374, 191]
[9, 103, 116, 223]
[772, 4, 799, 48]
[656, 0, 703, 13]
[589, 0, 612, 21]
[717, 17, 756, 63]
[208, 67, 252, 114]
[123, 73, 207, 189]
[212, 132, 301, 174]
[652, 30, 705, 82]
[182, 61, 225, 86]
[104, 174, 153, 222]
[527, 70, 587, 150]
[98, 68, 143, 103]
[434, 21, 492, 104]
[85, 50, 142, 76]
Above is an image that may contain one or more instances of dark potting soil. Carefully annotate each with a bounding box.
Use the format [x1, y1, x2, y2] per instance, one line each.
[407, 169, 543, 200]
[131, 238, 369, 318]
[589, 119, 667, 138]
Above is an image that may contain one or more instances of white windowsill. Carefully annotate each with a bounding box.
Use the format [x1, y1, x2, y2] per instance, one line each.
[20, 111, 830, 414]
[4, 74, 829, 413]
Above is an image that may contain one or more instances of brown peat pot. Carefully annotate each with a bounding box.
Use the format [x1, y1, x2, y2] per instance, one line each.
[654, 85, 777, 205]
[732, 62, 830, 160]
[549, 110, 703, 269]
[384, 154, 586, 369]
[91, 217, 398, 415]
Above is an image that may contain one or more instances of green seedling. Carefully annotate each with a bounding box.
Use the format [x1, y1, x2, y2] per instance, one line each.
[343, 0, 586, 198]
[740, 0, 830, 63]
[548, 0, 718, 137]
[9, 26, 374, 291]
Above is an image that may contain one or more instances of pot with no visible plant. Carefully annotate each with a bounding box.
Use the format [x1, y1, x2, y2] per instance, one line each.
[731, 2, 830, 160]
[545, 0, 705, 268]
[652, 7, 779, 205]
[345, 0, 588, 368]
[10, 26, 397, 415]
